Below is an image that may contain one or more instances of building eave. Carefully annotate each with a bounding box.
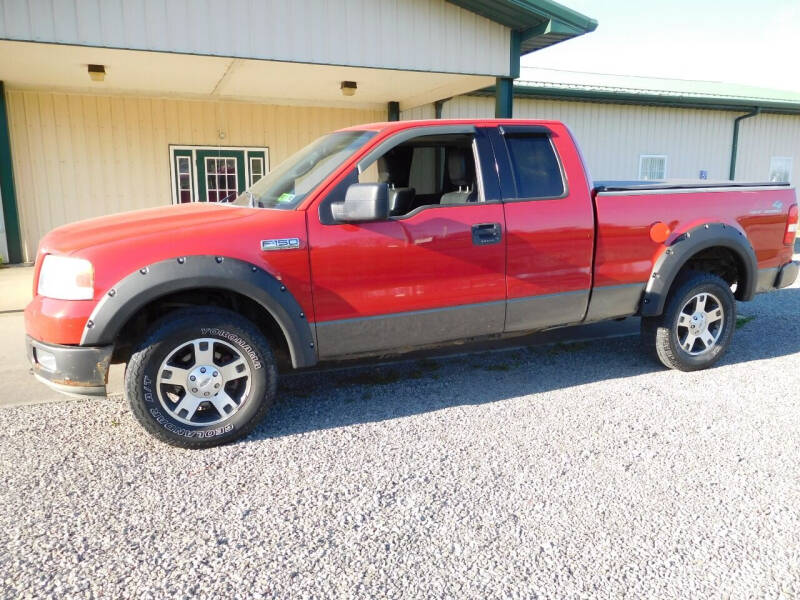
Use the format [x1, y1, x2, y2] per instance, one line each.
[446, 0, 597, 54]
[471, 84, 800, 115]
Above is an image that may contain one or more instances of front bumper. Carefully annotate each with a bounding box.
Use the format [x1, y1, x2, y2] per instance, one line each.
[26, 336, 113, 397]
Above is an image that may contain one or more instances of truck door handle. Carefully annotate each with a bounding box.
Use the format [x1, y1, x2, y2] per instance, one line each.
[471, 223, 502, 245]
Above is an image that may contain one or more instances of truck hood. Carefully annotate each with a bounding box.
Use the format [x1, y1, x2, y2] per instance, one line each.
[40, 203, 252, 255]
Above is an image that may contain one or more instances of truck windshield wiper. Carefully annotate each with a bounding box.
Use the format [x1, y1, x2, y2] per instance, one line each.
[218, 192, 237, 203]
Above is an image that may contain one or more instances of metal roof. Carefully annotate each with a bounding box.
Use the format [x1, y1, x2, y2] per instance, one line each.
[446, 0, 598, 54]
[473, 68, 800, 114]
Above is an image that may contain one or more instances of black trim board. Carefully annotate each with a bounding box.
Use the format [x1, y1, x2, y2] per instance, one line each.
[315, 300, 505, 360]
[584, 283, 645, 322]
[505, 289, 588, 333]
[81, 256, 317, 369]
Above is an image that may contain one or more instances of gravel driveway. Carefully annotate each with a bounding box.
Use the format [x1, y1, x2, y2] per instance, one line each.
[2, 283, 799, 599]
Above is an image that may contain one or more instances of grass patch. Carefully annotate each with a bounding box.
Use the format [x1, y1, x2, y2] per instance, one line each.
[736, 315, 756, 329]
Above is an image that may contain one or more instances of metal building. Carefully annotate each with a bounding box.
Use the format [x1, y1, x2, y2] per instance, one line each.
[1, 1, 798, 265]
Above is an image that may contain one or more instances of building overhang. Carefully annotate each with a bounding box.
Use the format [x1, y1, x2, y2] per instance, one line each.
[0, 40, 494, 111]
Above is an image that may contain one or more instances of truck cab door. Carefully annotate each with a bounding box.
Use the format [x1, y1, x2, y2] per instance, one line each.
[486, 124, 595, 332]
[307, 126, 506, 360]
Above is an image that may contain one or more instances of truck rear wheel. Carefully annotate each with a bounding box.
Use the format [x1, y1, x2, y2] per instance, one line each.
[641, 271, 736, 371]
[125, 307, 278, 448]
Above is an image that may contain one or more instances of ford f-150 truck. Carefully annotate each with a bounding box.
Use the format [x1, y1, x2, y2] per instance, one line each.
[25, 119, 799, 447]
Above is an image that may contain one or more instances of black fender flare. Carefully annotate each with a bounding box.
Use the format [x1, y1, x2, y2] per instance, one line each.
[640, 222, 757, 317]
[80, 255, 317, 368]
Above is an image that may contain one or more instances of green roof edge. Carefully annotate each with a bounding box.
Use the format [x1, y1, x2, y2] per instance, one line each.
[470, 84, 800, 115]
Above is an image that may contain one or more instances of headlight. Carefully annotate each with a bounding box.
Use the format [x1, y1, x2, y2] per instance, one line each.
[37, 255, 94, 300]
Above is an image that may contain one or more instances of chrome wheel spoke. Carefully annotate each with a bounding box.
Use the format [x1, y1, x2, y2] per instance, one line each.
[701, 331, 716, 349]
[210, 392, 237, 417]
[681, 334, 697, 352]
[705, 308, 723, 324]
[694, 294, 707, 313]
[220, 359, 247, 382]
[193, 340, 216, 366]
[173, 395, 202, 421]
[159, 366, 190, 387]
[678, 313, 691, 327]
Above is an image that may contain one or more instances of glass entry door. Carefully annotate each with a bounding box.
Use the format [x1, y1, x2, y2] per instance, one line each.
[170, 146, 269, 204]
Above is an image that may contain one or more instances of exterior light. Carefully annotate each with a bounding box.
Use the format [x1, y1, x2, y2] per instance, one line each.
[88, 64, 106, 82]
[340, 81, 357, 97]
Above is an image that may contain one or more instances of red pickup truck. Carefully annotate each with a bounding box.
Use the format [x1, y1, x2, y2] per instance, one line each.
[25, 119, 798, 447]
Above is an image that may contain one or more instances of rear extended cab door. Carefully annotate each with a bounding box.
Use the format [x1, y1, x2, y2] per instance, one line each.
[485, 123, 595, 331]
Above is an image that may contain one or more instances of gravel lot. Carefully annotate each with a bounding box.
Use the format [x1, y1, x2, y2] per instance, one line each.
[2, 282, 800, 599]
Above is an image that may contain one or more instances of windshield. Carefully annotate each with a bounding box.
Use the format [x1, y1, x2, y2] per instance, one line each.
[234, 130, 376, 209]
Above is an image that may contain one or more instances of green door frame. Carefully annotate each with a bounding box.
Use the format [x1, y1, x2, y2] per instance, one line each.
[0, 81, 22, 264]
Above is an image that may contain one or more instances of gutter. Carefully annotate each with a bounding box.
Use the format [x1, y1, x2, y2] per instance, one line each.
[729, 107, 760, 180]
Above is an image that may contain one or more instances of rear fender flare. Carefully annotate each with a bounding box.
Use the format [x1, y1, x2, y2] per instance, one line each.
[640, 222, 757, 317]
[80, 255, 317, 368]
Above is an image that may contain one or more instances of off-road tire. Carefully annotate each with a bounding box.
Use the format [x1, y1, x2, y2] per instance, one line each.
[125, 307, 278, 448]
[641, 271, 736, 371]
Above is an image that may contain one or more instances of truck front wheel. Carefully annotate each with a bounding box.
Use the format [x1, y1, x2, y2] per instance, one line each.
[125, 307, 278, 448]
[641, 271, 736, 371]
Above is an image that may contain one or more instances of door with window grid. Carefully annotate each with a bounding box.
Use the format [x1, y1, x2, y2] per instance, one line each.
[170, 146, 269, 204]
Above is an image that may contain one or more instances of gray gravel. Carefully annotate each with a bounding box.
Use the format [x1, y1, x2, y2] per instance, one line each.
[2, 283, 800, 599]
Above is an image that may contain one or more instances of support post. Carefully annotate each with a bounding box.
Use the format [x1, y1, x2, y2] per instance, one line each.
[495, 78, 514, 118]
[729, 107, 760, 180]
[387, 101, 400, 121]
[495, 30, 521, 118]
[0, 81, 22, 264]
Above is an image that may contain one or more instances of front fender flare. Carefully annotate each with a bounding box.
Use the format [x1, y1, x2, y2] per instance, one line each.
[640, 222, 757, 317]
[80, 255, 317, 368]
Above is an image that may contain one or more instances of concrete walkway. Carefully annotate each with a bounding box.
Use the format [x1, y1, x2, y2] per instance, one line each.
[0, 266, 34, 313]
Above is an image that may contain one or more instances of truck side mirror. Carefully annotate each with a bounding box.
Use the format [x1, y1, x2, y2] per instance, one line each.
[331, 183, 390, 223]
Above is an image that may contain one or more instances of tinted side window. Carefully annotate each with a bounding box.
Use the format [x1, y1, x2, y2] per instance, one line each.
[505, 135, 564, 199]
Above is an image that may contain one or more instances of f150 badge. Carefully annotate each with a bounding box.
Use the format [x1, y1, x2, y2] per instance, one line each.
[261, 238, 301, 251]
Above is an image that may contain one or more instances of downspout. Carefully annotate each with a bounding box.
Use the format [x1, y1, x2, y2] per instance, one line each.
[729, 107, 760, 180]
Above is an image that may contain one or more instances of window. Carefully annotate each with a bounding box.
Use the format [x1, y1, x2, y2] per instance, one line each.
[639, 155, 667, 180]
[169, 146, 269, 204]
[358, 133, 481, 214]
[505, 134, 564, 199]
[250, 156, 264, 186]
[320, 133, 482, 223]
[769, 157, 793, 183]
[175, 155, 194, 204]
[205, 157, 238, 202]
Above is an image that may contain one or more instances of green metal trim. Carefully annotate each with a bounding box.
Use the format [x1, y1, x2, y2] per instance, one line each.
[387, 101, 400, 122]
[495, 78, 514, 118]
[472, 84, 800, 115]
[447, 0, 596, 59]
[729, 108, 760, 180]
[0, 82, 22, 264]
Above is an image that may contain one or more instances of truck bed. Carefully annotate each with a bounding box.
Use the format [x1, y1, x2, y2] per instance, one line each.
[594, 180, 791, 193]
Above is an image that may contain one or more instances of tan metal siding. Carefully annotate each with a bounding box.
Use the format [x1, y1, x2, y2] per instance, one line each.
[0, 0, 511, 76]
[399, 104, 436, 120]
[6, 89, 384, 261]
[736, 113, 800, 184]
[442, 96, 737, 181]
